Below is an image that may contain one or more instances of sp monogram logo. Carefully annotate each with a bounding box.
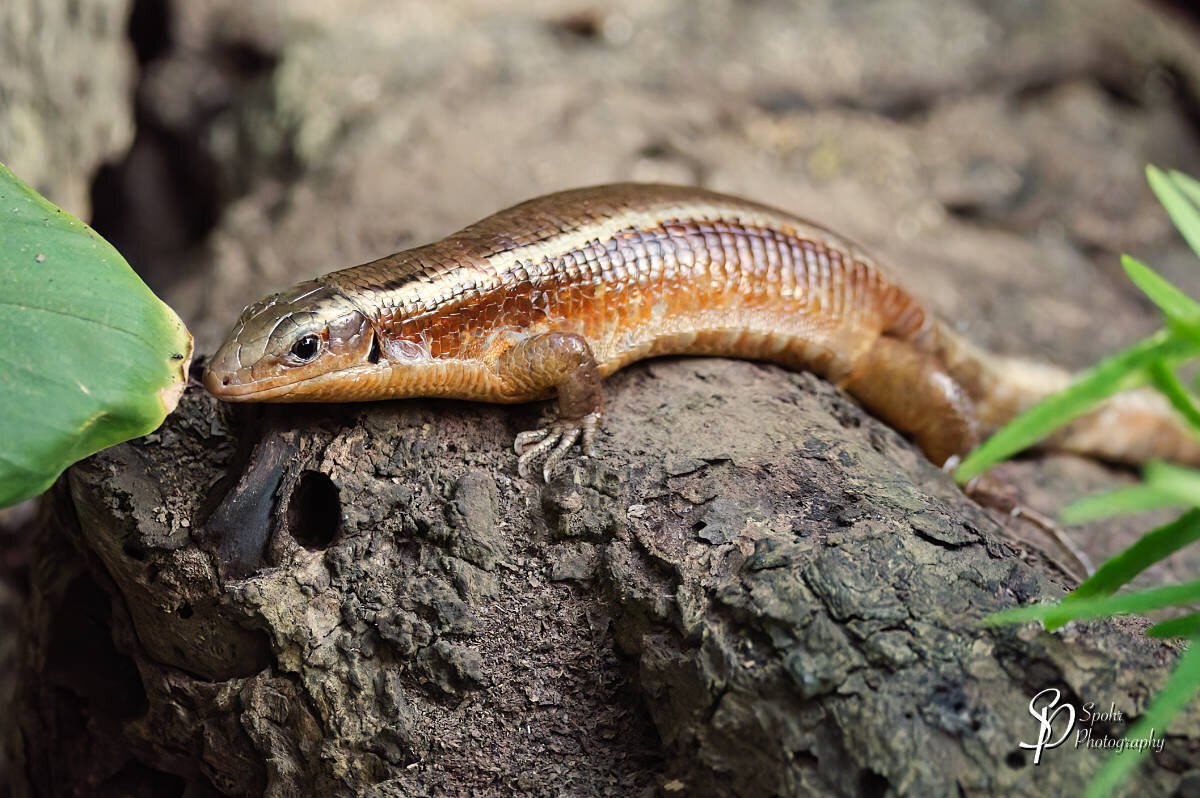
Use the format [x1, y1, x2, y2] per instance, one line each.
[1019, 688, 1077, 765]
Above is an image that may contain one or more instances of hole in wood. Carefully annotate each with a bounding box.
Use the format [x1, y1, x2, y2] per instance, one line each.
[287, 470, 342, 550]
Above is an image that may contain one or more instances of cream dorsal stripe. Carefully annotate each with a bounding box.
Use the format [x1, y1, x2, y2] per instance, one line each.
[319, 185, 881, 318]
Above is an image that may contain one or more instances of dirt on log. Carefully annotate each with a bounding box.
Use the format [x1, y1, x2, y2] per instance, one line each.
[8, 356, 1200, 796]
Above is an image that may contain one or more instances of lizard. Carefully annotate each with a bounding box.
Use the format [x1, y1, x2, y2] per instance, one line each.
[203, 183, 1200, 484]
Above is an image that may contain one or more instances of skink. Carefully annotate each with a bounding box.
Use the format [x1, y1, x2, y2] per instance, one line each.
[204, 184, 1200, 480]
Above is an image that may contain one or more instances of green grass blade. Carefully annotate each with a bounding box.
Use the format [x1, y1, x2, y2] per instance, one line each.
[1083, 640, 1200, 798]
[1170, 170, 1200, 224]
[1122, 254, 1200, 328]
[1060, 485, 1185, 525]
[1148, 613, 1200, 639]
[986, 579, 1200, 627]
[955, 330, 1197, 483]
[1145, 462, 1200, 504]
[977, 167, 1200, 798]
[1146, 361, 1200, 428]
[1148, 165, 1200, 259]
[1066, 510, 1200, 602]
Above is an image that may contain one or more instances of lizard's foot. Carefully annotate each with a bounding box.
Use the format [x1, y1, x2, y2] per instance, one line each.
[964, 472, 1094, 581]
[514, 411, 601, 482]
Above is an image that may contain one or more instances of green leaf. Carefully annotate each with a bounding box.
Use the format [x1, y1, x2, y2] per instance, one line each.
[1148, 165, 1200, 259]
[986, 579, 1200, 627]
[0, 163, 192, 507]
[955, 330, 1199, 483]
[1122, 254, 1200, 330]
[1066, 510, 1200, 603]
[1060, 485, 1185, 525]
[1148, 613, 1200, 639]
[1083, 639, 1200, 798]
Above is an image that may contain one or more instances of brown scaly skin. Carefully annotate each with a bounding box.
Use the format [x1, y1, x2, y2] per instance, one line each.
[204, 183, 1200, 481]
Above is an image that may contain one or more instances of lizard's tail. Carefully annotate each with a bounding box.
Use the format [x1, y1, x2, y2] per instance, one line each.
[930, 322, 1200, 467]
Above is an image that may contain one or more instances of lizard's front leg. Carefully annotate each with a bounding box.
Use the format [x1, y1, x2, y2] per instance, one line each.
[496, 332, 603, 481]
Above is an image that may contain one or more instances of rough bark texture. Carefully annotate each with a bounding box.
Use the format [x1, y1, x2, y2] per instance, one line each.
[10, 361, 1200, 797]
[8, 0, 1200, 796]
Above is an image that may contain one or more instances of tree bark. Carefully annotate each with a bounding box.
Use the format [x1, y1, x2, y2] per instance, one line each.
[9, 358, 1200, 796]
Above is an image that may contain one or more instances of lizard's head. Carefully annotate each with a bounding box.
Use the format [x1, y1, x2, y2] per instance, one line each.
[204, 280, 379, 401]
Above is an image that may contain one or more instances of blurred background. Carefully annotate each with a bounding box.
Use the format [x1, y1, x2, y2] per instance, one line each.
[3, 0, 1200, 790]
[3, 1, 1199, 360]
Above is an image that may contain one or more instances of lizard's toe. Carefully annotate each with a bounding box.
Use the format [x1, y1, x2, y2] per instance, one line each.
[542, 427, 583, 482]
[517, 431, 561, 478]
[514, 412, 601, 481]
[514, 427, 551, 455]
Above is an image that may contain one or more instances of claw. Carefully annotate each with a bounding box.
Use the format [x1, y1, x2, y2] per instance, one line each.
[514, 411, 602, 482]
[517, 432, 561, 478]
[542, 427, 582, 481]
[514, 427, 550, 455]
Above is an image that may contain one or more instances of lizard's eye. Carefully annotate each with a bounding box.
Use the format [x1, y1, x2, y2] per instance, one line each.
[290, 334, 322, 363]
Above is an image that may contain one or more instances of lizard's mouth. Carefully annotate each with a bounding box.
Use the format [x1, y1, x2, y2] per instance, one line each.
[201, 363, 292, 401]
[202, 366, 265, 400]
[201, 363, 386, 402]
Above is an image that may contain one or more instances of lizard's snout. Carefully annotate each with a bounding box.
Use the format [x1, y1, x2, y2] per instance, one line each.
[203, 343, 251, 400]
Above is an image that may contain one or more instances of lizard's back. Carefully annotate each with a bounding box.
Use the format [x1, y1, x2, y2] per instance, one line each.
[321, 184, 927, 383]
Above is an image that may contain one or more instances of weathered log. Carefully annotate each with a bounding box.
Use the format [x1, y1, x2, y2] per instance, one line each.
[9, 357, 1200, 796]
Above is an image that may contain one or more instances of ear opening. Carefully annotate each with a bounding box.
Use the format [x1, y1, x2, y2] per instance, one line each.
[367, 331, 382, 364]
